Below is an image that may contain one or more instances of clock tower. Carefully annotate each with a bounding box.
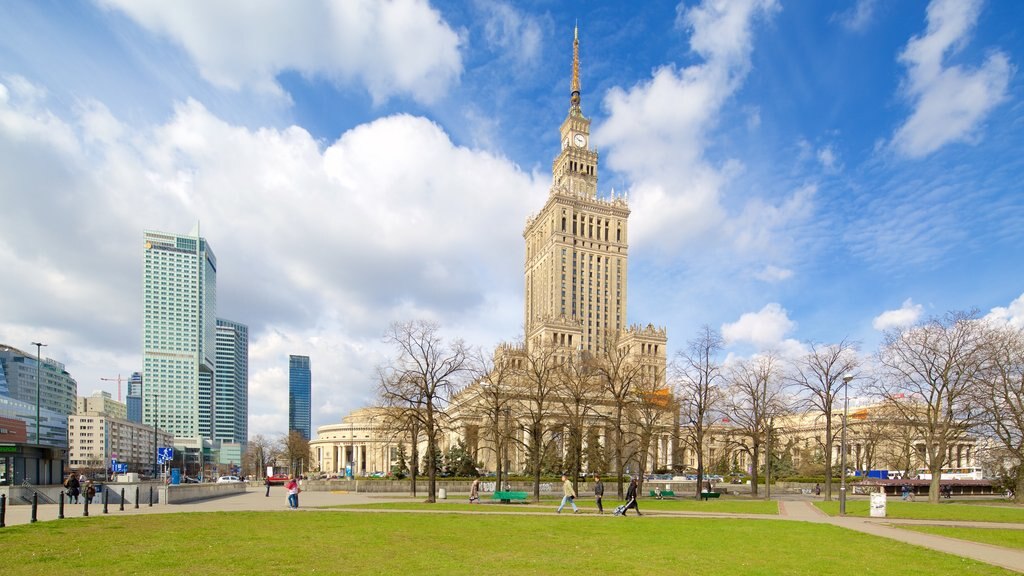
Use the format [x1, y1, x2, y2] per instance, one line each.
[524, 25, 632, 355]
[553, 26, 599, 198]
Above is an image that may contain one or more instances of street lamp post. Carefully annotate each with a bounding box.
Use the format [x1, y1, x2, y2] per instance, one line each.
[840, 374, 853, 516]
[30, 342, 47, 446]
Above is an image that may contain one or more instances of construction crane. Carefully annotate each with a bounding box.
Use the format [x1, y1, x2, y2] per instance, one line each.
[101, 374, 127, 403]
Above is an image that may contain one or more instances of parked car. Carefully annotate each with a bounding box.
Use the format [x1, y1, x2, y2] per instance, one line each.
[216, 475, 242, 483]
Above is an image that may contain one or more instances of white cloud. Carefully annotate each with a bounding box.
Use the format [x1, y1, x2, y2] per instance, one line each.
[95, 0, 463, 104]
[0, 78, 543, 438]
[985, 293, 1024, 329]
[817, 145, 839, 172]
[891, 0, 1011, 158]
[595, 0, 803, 260]
[754, 265, 793, 283]
[476, 0, 543, 68]
[872, 298, 924, 331]
[832, 0, 877, 33]
[722, 303, 796, 349]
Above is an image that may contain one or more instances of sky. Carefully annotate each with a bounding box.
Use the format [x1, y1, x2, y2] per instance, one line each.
[1, 0, 1022, 440]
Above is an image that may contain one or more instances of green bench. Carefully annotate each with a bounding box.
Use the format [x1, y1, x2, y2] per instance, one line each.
[649, 489, 675, 498]
[492, 491, 529, 503]
[700, 492, 721, 501]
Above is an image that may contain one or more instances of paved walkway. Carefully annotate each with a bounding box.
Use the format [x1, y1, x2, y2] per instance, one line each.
[5, 490, 1024, 573]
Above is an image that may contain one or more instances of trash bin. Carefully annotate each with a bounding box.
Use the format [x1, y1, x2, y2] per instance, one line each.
[439, 488, 447, 500]
[870, 491, 886, 517]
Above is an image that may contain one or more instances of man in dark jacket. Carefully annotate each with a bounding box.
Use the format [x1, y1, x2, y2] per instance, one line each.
[624, 476, 642, 516]
[594, 475, 605, 513]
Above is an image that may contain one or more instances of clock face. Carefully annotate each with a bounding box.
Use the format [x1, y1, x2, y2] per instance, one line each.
[574, 133, 586, 147]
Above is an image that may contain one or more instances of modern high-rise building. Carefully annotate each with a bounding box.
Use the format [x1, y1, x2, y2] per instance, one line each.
[142, 228, 217, 442]
[289, 355, 311, 440]
[126, 371, 143, 423]
[214, 318, 248, 445]
[0, 345, 78, 416]
[523, 26, 666, 364]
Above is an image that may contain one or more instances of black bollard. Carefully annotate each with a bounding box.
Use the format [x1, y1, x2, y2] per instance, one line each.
[31, 492, 38, 523]
[149, 486, 153, 507]
[135, 486, 140, 509]
[84, 495, 89, 517]
[119, 488, 125, 511]
[59, 491, 65, 519]
[1, 493, 6, 527]
[102, 486, 108, 514]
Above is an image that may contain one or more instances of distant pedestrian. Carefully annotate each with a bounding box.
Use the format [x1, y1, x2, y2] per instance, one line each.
[64, 473, 81, 504]
[654, 486, 663, 499]
[264, 476, 271, 497]
[623, 476, 641, 516]
[814, 483, 821, 497]
[469, 477, 481, 503]
[285, 475, 300, 509]
[556, 474, 579, 514]
[594, 475, 604, 514]
[85, 481, 96, 504]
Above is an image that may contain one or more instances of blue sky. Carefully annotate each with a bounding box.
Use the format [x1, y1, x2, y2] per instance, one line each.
[1, 0, 1022, 438]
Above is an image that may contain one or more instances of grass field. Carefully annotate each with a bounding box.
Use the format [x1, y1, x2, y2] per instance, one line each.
[815, 500, 1024, 523]
[328, 497, 779, 515]
[0, 510, 1017, 575]
[897, 525, 1024, 550]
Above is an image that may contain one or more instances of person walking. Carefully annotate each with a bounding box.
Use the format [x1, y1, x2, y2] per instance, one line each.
[556, 474, 579, 514]
[285, 475, 300, 509]
[593, 474, 605, 514]
[85, 480, 96, 504]
[469, 477, 481, 503]
[814, 483, 821, 497]
[623, 476, 642, 516]
[64, 473, 81, 504]
[264, 475, 271, 497]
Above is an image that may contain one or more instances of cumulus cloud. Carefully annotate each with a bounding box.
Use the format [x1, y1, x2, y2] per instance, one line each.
[95, 0, 463, 104]
[872, 298, 924, 331]
[595, 0, 810, 265]
[891, 0, 1011, 158]
[986, 293, 1024, 329]
[0, 76, 542, 437]
[722, 303, 796, 349]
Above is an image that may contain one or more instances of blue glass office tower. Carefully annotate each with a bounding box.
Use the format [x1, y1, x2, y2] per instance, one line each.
[288, 355, 311, 440]
[126, 372, 142, 423]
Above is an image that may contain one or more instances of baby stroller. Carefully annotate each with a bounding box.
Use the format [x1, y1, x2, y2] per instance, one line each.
[612, 497, 636, 516]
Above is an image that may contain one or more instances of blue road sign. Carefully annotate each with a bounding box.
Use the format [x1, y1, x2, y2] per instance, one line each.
[158, 447, 174, 463]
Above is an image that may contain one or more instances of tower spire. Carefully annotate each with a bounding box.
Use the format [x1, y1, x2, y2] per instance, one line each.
[570, 23, 581, 115]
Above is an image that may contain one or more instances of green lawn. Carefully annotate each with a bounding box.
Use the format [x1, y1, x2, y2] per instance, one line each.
[897, 525, 1024, 550]
[0, 511, 1016, 575]
[330, 497, 779, 515]
[815, 500, 1024, 523]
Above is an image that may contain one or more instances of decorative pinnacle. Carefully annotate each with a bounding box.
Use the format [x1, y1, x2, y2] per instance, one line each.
[570, 23, 581, 113]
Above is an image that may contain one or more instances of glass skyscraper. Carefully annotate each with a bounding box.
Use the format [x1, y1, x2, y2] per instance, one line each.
[142, 229, 217, 441]
[215, 319, 248, 445]
[126, 371, 142, 423]
[288, 355, 311, 440]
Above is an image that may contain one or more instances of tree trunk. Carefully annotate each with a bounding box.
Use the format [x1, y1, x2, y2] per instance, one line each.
[750, 443, 760, 497]
[1015, 470, 1024, 504]
[823, 412, 833, 501]
[614, 405, 624, 498]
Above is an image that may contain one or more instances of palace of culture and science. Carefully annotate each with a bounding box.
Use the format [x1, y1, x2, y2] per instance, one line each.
[309, 28, 673, 478]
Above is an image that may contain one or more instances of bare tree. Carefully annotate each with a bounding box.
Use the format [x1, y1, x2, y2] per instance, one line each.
[556, 351, 601, 492]
[376, 407, 423, 496]
[628, 363, 671, 480]
[675, 326, 725, 499]
[377, 320, 468, 503]
[874, 311, 987, 503]
[786, 340, 859, 501]
[281, 430, 311, 475]
[517, 339, 562, 501]
[595, 333, 646, 497]
[723, 354, 786, 497]
[977, 323, 1024, 502]
[467, 344, 519, 487]
[244, 434, 278, 479]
